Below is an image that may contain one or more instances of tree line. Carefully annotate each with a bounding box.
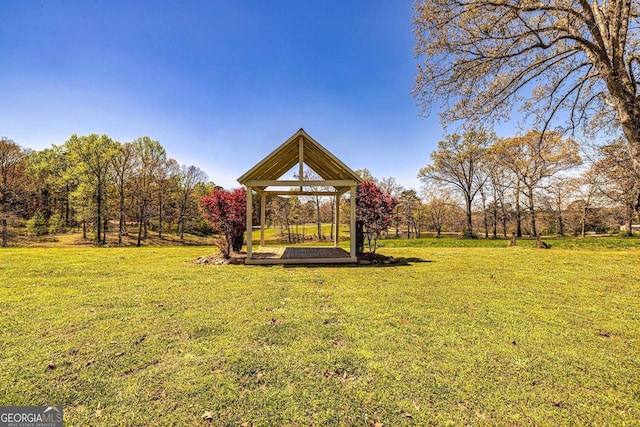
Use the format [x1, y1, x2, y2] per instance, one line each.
[0, 134, 213, 246]
[418, 128, 639, 238]
[2, 128, 637, 248]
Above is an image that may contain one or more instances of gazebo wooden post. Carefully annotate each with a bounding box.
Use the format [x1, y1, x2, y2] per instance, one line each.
[334, 194, 340, 247]
[260, 193, 266, 247]
[246, 187, 253, 259]
[350, 186, 356, 258]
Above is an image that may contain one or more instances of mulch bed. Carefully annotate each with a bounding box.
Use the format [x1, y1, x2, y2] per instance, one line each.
[192, 251, 406, 266]
[357, 252, 403, 265]
[192, 253, 245, 265]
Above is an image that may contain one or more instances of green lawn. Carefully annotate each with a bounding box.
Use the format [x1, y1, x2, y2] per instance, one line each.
[0, 241, 638, 425]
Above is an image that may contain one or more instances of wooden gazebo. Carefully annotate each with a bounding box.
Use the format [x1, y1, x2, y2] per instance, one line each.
[237, 128, 362, 264]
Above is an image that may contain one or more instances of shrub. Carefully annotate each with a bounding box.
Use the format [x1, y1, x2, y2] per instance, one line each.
[462, 228, 478, 239]
[26, 211, 48, 236]
[356, 181, 398, 254]
[200, 188, 247, 255]
[48, 214, 66, 235]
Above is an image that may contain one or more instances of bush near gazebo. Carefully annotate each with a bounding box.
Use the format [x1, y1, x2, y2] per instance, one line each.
[200, 188, 246, 257]
[356, 180, 397, 254]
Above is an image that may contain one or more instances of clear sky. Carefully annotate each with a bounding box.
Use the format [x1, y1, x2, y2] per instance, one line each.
[1, 0, 445, 190]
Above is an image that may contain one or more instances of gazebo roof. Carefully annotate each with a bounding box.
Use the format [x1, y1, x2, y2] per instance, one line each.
[237, 128, 362, 193]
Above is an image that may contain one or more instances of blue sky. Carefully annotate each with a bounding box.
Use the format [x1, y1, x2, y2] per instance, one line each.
[1, 0, 444, 190]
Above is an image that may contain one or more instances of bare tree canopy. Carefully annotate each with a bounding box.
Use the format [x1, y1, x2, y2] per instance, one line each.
[418, 128, 495, 235]
[412, 0, 640, 166]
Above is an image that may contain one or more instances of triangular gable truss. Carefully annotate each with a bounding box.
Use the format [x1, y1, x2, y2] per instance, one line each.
[237, 128, 362, 194]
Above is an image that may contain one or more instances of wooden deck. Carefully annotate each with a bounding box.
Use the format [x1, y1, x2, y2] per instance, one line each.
[246, 246, 357, 265]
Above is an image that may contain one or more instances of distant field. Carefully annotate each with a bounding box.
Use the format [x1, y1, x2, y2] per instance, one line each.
[0, 240, 638, 425]
[250, 224, 349, 244]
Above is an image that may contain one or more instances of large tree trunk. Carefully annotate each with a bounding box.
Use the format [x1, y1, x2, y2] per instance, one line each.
[515, 183, 522, 237]
[480, 190, 489, 238]
[158, 192, 163, 239]
[118, 184, 125, 245]
[600, 59, 640, 174]
[65, 181, 70, 226]
[137, 201, 145, 247]
[492, 203, 498, 239]
[528, 186, 537, 237]
[96, 188, 102, 244]
[625, 205, 634, 237]
[1, 218, 6, 247]
[464, 194, 473, 235]
[178, 197, 187, 242]
[557, 210, 565, 237]
[500, 199, 507, 238]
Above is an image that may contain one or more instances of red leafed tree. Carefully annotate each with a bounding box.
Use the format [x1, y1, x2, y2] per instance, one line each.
[356, 180, 398, 254]
[200, 188, 247, 256]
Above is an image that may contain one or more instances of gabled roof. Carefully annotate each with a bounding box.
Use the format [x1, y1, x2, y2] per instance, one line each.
[237, 128, 362, 191]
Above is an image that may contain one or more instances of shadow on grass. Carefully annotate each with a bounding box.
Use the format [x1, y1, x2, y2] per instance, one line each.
[280, 257, 433, 268]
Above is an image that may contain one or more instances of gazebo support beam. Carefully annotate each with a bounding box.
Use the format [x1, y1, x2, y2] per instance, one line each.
[260, 193, 266, 247]
[350, 186, 356, 258]
[299, 135, 304, 191]
[246, 186, 253, 259]
[335, 194, 340, 247]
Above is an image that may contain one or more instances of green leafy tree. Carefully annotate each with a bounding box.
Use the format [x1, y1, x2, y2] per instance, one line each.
[65, 134, 119, 244]
[28, 145, 77, 226]
[132, 137, 166, 246]
[26, 211, 48, 236]
[111, 142, 136, 245]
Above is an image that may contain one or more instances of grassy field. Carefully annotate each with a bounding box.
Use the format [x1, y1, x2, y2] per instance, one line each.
[0, 240, 638, 425]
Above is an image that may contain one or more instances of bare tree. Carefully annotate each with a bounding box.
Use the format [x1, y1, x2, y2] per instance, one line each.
[379, 176, 404, 238]
[545, 176, 579, 237]
[399, 189, 422, 238]
[422, 188, 454, 238]
[576, 169, 603, 237]
[490, 131, 581, 236]
[176, 165, 208, 241]
[592, 139, 640, 234]
[413, 0, 640, 171]
[483, 152, 513, 238]
[418, 128, 493, 236]
[112, 142, 136, 245]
